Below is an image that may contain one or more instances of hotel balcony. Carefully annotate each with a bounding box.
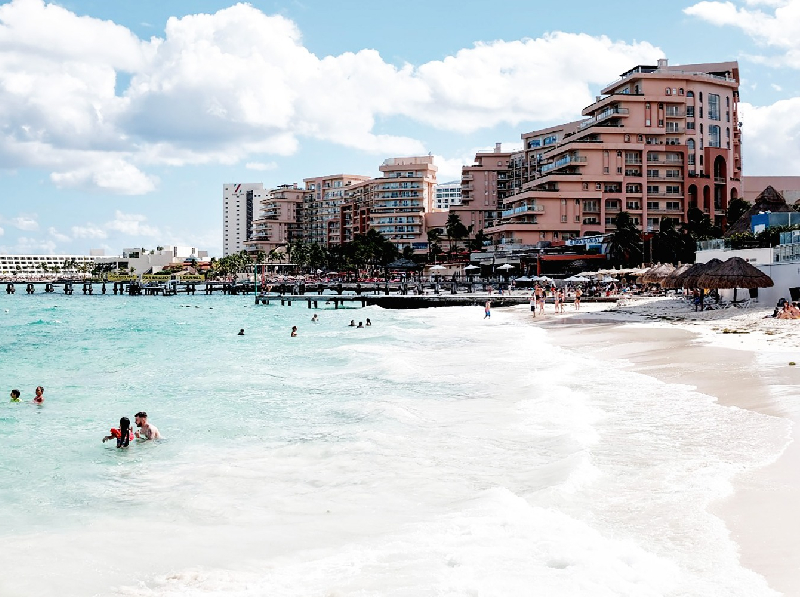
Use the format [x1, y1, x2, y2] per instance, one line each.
[579, 106, 629, 130]
[624, 156, 642, 165]
[664, 126, 684, 134]
[646, 191, 684, 198]
[540, 154, 587, 174]
[501, 203, 545, 218]
[665, 109, 686, 117]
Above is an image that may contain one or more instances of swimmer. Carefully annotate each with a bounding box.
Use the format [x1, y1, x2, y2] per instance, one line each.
[311, 314, 318, 323]
[238, 328, 245, 335]
[357, 321, 364, 328]
[291, 326, 298, 337]
[10, 389, 20, 402]
[348, 320, 356, 327]
[33, 386, 44, 404]
[134, 411, 161, 440]
[366, 318, 371, 326]
[103, 417, 133, 448]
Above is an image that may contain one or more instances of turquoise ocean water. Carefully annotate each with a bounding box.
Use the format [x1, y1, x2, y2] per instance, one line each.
[0, 293, 790, 595]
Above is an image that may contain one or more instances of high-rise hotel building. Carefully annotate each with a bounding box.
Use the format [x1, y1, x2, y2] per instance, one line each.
[487, 59, 741, 245]
[223, 183, 264, 256]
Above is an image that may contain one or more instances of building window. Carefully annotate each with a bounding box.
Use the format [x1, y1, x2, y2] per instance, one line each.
[687, 139, 695, 151]
[708, 94, 720, 120]
[687, 106, 695, 118]
[574, 215, 580, 222]
[666, 201, 681, 210]
[647, 169, 660, 177]
[561, 215, 567, 223]
[709, 125, 721, 148]
[595, 183, 602, 191]
[582, 182, 589, 190]
[647, 185, 660, 194]
[699, 92, 703, 103]
[687, 91, 694, 98]
[666, 185, 681, 194]
[626, 201, 641, 210]
[647, 201, 660, 210]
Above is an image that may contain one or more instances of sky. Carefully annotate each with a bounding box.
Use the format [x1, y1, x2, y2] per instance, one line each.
[0, 0, 799, 257]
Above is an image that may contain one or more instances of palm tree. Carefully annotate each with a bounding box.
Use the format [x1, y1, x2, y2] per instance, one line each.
[607, 211, 643, 267]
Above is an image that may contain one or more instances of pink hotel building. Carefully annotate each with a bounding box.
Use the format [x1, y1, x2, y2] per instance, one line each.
[478, 59, 741, 245]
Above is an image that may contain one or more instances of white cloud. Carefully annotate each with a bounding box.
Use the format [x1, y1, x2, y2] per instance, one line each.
[0, 1, 663, 194]
[245, 161, 278, 171]
[0, 226, 4, 236]
[684, 1, 800, 68]
[14, 236, 56, 254]
[47, 226, 70, 242]
[771, 83, 784, 91]
[105, 210, 160, 237]
[70, 225, 107, 239]
[739, 99, 800, 174]
[9, 215, 38, 230]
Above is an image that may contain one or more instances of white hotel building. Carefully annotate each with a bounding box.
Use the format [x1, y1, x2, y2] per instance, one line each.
[434, 181, 462, 210]
[0, 254, 97, 277]
[223, 183, 264, 256]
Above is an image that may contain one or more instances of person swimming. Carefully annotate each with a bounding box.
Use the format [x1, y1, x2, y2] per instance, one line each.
[10, 389, 20, 402]
[238, 328, 245, 335]
[357, 321, 364, 328]
[348, 320, 356, 327]
[103, 417, 133, 448]
[291, 326, 298, 337]
[365, 319, 371, 326]
[311, 314, 318, 322]
[33, 386, 44, 404]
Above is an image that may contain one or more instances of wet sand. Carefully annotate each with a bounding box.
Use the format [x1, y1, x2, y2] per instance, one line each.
[537, 315, 800, 595]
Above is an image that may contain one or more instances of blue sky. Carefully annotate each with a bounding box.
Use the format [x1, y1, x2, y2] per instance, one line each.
[0, 0, 798, 257]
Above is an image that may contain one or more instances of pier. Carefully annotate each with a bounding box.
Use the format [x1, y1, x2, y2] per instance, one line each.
[1, 279, 622, 309]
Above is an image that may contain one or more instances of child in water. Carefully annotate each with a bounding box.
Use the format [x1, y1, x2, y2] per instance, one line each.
[103, 417, 133, 448]
[10, 389, 20, 402]
[32, 386, 44, 404]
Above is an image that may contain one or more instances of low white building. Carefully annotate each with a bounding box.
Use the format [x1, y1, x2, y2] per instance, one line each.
[94, 246, 209, 274]
[696, 238, 800, 307]
[434, 181, 462, 210]
[0, 254, 95, 277]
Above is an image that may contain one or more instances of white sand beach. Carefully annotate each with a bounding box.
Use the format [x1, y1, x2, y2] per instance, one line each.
[515, 297, 800, 594]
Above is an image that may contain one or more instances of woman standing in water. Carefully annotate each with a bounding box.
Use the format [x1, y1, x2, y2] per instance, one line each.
[32, 386, 44, 404]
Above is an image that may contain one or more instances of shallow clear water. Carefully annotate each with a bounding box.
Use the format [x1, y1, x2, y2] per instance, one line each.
[0, 294, 789, 595]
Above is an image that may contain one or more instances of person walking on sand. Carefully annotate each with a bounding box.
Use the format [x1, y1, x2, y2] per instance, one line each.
[537, 287, 545, 315]
[134, 412, 161, 440]
[529, 293, 536, 316]
[574, 287, 582, 310]
[559, 289, 566, 313]
[484, 300, 491, 319]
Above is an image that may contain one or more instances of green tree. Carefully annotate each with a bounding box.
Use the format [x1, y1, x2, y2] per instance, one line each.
[445, 212, 470, 254]
[607, 211, 643, 267]
[468, 229, 490, 251]
[685, 207, 721, 241]
[726, 197, 752, 228]
[402, 245, 415, 260]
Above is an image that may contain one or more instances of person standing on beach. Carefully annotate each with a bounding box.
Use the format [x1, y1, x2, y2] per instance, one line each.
[574, 288, 582, 310]
[484, 301, 491, 319]
[529, 293, 536, 316]
[134, 412, 161, 440]
[537, 287, 545, 315]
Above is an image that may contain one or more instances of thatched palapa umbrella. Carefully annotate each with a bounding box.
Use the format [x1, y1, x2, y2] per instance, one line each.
[695, 257, 774, 302]
[642, 263, 675, 284]
[677, 259, 723, 289]
[660, 263, 690, 288]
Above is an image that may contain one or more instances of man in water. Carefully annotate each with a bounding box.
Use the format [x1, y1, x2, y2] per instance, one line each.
[134, 411, 161, 440]
[238, 328, 245, 335]
[311, 314, 318, 322]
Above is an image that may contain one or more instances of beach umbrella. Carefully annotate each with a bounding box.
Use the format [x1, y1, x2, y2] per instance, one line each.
[514, 276, 532, 282]
[676, 259, 723, 289]
[428, 264, 446, 271]
[497, 263, 514, 270]
[695, 257, 774, 297]
[464, 265, 480, 271]
[641, 263, 674, 284]
[660, 263, 691, 288]
[565, 275, 590, 282]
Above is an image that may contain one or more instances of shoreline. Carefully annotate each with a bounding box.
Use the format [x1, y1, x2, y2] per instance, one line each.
[509, 299, 800, 594]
